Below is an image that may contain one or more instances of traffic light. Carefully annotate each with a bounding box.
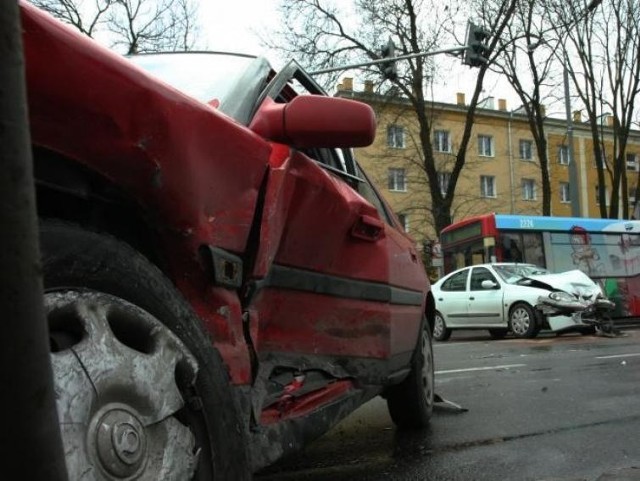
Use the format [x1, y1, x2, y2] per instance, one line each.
[463, 21, 491, 67]
[380, 38, 397, 81]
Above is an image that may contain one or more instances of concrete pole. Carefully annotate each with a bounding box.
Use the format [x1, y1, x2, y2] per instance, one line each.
[0, 2, 68, 479]
[563, 51, 581, 217]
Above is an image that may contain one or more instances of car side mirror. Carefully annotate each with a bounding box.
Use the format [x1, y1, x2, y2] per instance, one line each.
[250, 95, 376, 148]
[481, 280, 498, 289]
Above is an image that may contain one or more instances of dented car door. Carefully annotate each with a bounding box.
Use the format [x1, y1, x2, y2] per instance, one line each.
[246, 64, 427, 400]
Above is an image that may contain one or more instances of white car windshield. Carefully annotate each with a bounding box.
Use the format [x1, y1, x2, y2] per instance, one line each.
[493, 264, 550, 284]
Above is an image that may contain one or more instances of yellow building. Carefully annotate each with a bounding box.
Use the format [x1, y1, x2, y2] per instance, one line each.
[337, 78, 640, 252]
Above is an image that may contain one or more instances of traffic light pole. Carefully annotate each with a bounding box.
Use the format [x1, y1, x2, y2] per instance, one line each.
[0, 2, 68, 479]
[309, 46, 468, 75]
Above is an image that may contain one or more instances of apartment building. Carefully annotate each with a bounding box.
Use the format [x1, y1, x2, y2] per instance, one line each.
[336, 77, 640, 251]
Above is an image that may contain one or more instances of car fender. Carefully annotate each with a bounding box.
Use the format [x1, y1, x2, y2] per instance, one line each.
[22, 2, 272, 384]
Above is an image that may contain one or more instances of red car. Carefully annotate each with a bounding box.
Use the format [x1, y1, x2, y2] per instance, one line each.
[22, 3, 436, 478]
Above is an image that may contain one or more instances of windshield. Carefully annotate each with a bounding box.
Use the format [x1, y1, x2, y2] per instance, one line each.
[129, 52, 272, 124]
[493, 264, 550, 284]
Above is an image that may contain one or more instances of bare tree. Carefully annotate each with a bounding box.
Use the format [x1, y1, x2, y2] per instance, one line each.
[268, 0, 518, 235]
[550, 0, 640, 218]
[30, 0, 200, 54]
[486, 0, 562, 216]
[31, 0, 113, 37]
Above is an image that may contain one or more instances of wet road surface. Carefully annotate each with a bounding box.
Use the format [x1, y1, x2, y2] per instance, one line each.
[257, 329, 640, 481]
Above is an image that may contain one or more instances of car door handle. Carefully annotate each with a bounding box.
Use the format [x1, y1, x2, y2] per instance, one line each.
[469, 297, 475, 300]
[438, 298, 443, 302]
[351, 214, 384, 242]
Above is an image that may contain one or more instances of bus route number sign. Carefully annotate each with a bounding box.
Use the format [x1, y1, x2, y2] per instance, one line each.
[520, 218, 535, 229]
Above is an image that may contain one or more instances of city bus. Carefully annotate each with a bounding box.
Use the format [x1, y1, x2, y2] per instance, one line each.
[440, 213, 640, 317]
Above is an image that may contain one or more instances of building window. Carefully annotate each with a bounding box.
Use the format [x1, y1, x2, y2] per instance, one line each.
[387, 124, 405, 149]
[397, 213, 409, 232]
[522, 179, 537, 200]
[478, 135, 494, 157]
[438, 171, 451, 196]
[519, 140, 533, 161]
[626, 153, 638, 171]
[560, 182, 570, 203]
[434, 130, 451, 153]
[480, 175, 496, 198]
[388, 168, 407, 192]
[558, 145, 570, 165]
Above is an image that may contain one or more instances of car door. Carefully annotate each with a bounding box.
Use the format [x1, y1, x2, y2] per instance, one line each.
[468, 266, 505, 326]
[246, 63, 427, 388]
[436, 268, 470, 327]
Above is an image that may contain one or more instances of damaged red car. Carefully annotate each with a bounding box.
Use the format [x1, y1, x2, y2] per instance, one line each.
[22, 2, 436, 478]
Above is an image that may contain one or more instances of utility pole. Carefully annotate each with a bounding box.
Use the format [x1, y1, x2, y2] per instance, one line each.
[0, 2, 68, 479]
[563, 52, 581, 217]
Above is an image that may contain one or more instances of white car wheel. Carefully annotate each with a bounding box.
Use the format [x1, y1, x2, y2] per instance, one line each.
[509, 302, 539, 339]
[433, 311, 451, 341]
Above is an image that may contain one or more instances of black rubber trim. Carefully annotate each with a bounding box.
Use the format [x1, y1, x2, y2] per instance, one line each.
[262, 264, 424, 306]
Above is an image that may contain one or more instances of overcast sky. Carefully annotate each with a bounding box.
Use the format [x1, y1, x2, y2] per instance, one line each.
[199, 1, 279, 58]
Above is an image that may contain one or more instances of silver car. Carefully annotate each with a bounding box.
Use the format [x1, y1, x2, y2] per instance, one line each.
[431, 263, 607, 340]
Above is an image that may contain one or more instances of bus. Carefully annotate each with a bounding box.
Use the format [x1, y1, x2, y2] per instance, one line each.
[440, 213, 640, 317]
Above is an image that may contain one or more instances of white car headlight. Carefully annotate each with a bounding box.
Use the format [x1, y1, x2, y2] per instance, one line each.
[549, 291, 575, 302]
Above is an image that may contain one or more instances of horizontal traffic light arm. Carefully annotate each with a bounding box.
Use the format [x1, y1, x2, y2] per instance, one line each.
[308, 46, 468, 75]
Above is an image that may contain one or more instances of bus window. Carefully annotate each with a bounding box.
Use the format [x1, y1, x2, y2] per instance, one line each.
[499, 232, 544, 267]
[500, 234, 523, 262]
[522, 232, 545, 267]
[444, 239, 485, 272]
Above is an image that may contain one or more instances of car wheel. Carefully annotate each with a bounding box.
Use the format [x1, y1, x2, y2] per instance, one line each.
[488, 328, 508, 340]
[40, 220, 250, 480]
[508, 302, 540, 339]
[386, 317, 434, 428]
[433, 311, 452, 342]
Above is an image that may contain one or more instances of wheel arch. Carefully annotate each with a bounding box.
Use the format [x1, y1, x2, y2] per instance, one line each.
[424, 290, 436, 335]
[508, 299, 541, 324]
[33, 146, 168, 274]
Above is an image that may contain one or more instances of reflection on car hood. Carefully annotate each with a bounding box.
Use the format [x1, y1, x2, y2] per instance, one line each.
[521, 270, 602, 297]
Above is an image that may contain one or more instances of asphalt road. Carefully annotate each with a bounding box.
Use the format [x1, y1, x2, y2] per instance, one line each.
[257, 329, 640, 481]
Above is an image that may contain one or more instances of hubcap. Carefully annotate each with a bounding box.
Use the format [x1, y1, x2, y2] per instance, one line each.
[511, 307, 531, 335]
[420, 330, 434, 405]
[434, 315, 445, 338]
[94, 406, 147, 478]
[46, 291, 200, 480]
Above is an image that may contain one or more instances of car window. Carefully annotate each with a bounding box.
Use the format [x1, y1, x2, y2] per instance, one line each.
[353, 162, 392, 224]
[441, 269, 469, 292]
[470, 267, 499, 291]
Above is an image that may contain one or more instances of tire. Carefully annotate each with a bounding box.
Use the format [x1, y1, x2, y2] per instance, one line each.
[386, 317, 435, 429]
[579, 325, 597, 336]
[433, 311, 452, 342]
[488, 328, 508, 340]
[508, 302, 540, 339]
[40, 220, 250, 480]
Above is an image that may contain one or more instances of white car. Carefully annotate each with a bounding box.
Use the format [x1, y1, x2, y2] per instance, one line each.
[431, 263, 607, 340]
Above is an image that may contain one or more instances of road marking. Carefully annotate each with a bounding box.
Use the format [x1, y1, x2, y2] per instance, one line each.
[595, 353, 640, 360]
[436, 364, 526, 374]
